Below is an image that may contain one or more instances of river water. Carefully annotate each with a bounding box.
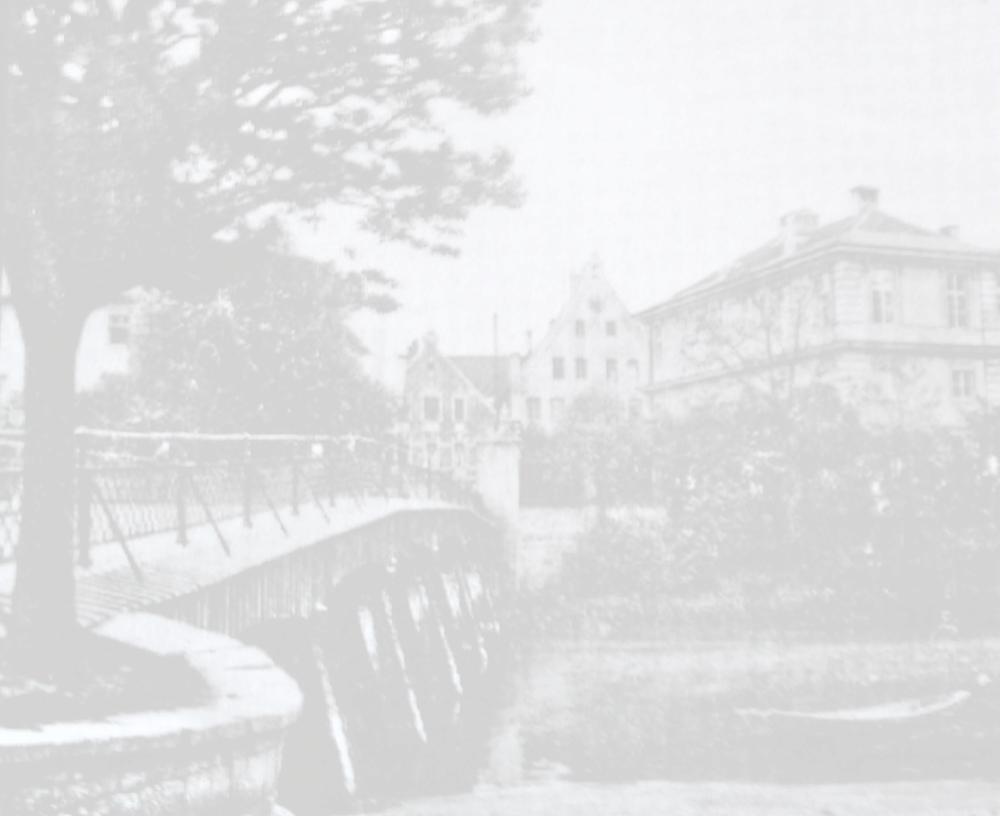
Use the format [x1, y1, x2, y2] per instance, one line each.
[477, 638, 1000, 784]
[371, 637, 1000, 814]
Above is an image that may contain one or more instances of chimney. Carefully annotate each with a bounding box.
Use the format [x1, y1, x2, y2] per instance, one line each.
[939, 225, 960, 240]
[779, 209, 818, 256]
[850, 185, 880, 216]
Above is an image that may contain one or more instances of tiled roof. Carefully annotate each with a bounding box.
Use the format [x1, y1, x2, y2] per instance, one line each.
[667, 208, 990, 303]
[448, 356, 511, 401]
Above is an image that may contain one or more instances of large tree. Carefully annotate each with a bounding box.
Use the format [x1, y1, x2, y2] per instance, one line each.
[82, 233, 399, 435]
[2, 0, 537, 656]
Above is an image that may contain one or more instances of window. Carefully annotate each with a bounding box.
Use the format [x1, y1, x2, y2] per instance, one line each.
[629, 398, 643, 418]
[947, 272, 970, 328]
[575, 357, 588, 379]
[870, 269, 894, 324]
[108, 312, 130, 345]
[606, 321, 617, 337]
[453, 396, 465, 422]
[552, 357, 565, 379]
[628, 359, 640, 381]
[606, 358, 618, 382]
[423, 395, 440, 421]
[527, 397, 541, 423]
[651, 324, 663, 370]
[550, 398, 565, 424]
[952, 369, 976, 399]
[575, 320, 585, 337]
[819, 274, 834, 325]
[440, 445, 453, 469]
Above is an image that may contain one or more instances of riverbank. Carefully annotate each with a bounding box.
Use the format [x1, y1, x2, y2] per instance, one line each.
[382, 778, 1000, 815]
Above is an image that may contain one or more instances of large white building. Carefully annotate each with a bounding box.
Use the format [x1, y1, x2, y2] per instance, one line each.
[637, 187, 1000, 427]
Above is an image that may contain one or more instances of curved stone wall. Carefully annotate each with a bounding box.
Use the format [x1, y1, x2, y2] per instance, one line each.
[0, 613, 302, 815]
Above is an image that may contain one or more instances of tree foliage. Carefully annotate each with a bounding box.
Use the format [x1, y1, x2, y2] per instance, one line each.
[521, 391, 652, 507]
[543, 387, 1000, 637]
[80, 230, 399, 435]
[1, 0, 538, 650]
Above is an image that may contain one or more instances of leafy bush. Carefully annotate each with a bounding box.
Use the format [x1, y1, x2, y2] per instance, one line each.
[537, 386, 1000, 637]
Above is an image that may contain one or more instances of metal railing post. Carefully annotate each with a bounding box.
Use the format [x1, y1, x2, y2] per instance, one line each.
[379, 445, 393, 496]
[243, 438, 253, 528]
[76, 440, 92, 568]
[327, 443, 336, 508]
[176, 463, 188, 546]
[291, 452, 300, 516]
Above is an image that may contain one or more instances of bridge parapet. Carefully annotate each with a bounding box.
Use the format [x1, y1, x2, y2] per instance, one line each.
[0, 429, 477, 569]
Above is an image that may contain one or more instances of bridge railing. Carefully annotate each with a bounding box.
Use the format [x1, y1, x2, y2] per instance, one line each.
[0, 430, 479, 566]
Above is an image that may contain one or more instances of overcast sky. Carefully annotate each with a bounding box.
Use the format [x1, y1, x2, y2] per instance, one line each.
[297, 0, 1000, 382]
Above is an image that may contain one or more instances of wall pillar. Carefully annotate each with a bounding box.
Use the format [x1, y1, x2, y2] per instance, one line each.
[474, 434, 521, 587]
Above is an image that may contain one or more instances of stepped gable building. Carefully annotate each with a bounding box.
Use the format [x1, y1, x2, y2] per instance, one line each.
[510, 262, 649, 432]
[400, 333, 512, 475]
[637, 187, 1000, 426]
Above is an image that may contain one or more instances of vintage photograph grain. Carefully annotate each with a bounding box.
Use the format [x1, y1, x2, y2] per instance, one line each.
[2, 1, 1000, 814]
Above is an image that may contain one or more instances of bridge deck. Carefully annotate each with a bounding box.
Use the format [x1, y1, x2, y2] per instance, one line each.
[0, 497, 461, 629]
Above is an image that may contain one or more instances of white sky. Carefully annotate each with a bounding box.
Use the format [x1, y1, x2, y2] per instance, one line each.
[296, 0, 1000, 383]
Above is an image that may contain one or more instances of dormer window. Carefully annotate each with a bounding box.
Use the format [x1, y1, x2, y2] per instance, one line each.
[423, 395, 441, 422]
[606, 321, 617, 337]
[575, 319, 585, 337]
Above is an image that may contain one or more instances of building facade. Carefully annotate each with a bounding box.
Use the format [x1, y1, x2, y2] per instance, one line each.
[0, 276, 142, 424]
[399, 333, 512, 478]
[510, 265, 649, 432]
[638, 187, 1000, 426]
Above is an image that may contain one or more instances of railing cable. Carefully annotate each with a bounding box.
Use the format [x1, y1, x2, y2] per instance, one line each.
[186, 469, 233, 557]
[91, 482, 145, 583]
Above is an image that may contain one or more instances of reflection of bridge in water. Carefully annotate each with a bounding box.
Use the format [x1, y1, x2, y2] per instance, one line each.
[0, 429, 511, 812]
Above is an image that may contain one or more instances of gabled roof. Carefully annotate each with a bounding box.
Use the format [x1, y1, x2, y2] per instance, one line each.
[448, 356, 511, 402]
[646, 206, 999, 312]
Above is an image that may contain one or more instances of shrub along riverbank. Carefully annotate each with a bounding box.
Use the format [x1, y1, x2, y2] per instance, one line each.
[521, 386, 1000, 641]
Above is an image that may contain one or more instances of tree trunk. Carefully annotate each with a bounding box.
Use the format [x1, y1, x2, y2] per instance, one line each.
[9, 304, 86, 660]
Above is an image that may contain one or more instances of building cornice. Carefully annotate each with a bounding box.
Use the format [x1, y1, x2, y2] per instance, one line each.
[644, 338, 1000, 394]
[637, 240, 1000, 324]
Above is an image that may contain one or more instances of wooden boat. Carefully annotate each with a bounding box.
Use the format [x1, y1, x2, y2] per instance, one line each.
[736, 689, 971, 727]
